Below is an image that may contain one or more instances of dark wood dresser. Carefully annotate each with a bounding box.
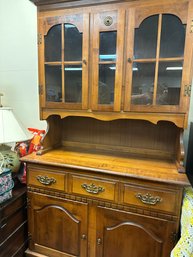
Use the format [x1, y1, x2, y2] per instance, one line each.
[0, 183, 28, 257]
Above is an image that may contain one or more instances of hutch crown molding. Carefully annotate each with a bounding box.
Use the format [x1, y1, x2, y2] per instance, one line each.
[24, 0, 193, 256]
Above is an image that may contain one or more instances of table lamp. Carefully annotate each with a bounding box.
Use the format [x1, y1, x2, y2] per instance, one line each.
[0, 95, 32, 173]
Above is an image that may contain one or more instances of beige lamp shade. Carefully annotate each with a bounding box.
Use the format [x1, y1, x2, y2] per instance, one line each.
[0, 107, 32, 144]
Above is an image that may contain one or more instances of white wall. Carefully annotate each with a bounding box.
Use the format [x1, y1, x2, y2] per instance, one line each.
[0, 0, 46, 130]
[0, 0, 192, 154]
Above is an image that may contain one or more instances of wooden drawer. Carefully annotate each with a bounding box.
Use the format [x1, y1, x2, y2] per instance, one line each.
[123, 183, 180, 215]
[28, 168, 66, 191]
[0, 207, 27, 245]
[0, 220, 28, 257]
[71, 174, 118, 201]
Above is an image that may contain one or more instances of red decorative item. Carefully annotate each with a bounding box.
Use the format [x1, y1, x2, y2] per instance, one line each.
[28, 128, 46, 154]
[15, 128, 46, 184]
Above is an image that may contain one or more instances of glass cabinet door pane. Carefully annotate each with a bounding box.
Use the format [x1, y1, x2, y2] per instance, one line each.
[134, 15, 158, 59]
[64, 24, 82, 61]
[45, 25, 62, 62]
[64, 65, 82, 103]
[157, 61, 183, 105]
[131, 63, 156, 105]
[45, 65, 62, 102]
[99, 31, 117, 61]
[98, 64, 115, 105]
[160, 15, 186, 58]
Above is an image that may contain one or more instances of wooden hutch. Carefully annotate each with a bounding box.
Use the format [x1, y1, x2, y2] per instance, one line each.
[23, 0, 193, 256]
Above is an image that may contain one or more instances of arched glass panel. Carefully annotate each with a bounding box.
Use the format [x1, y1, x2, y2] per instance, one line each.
[160, 15, 186, 58]
[134, 15, 158, 59]
[45, 25, 61, 62]
[64, 24, 82, 61]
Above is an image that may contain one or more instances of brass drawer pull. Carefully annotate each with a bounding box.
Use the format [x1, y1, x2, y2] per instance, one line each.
[81, 183, 105, 194]
[135, 193, 162, 205]
[36, 175, 56, 185]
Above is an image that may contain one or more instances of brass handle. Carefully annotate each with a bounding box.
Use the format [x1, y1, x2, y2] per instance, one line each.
[81, 183, 105, 195]
[135, 193, 162, 205]
[97, 238, 102, 245]
[36, 175, 56, 186]
[81, 234, 87, 240]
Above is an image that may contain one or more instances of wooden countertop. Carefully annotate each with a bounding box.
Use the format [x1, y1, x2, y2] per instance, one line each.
[21, 148, 190, 186]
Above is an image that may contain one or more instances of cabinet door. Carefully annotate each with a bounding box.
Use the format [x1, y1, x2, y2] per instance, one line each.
[96, 206, 177, 257]
[91, 9, 125, 111]
[28, 192, 88, 257]
[124, 2, 191, 113]
[38, 12, 89, 110]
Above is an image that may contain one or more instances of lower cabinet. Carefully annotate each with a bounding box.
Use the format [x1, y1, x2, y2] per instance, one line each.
[26, 189, 178, 257]
[27, 192, 88, 257]
[24, 161, 185, 257]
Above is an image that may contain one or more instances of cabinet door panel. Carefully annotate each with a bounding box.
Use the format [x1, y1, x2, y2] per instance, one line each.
[39, 12, 89, 110]
[91, 9, 125, 111]
[124, 3, 189, 113]
[96, 207, 176, 257]
[28, 192, 88, 257]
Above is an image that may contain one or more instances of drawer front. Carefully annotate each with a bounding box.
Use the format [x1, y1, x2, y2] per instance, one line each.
[123, 184, 179, 214]
[0, 207, 27, 244]
[71, 175, 118, 201]
[28, 169, 66, 191]
[0, 220, 28, 256]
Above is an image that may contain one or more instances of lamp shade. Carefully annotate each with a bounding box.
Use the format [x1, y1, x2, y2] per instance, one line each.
[0, 107, 32, 144]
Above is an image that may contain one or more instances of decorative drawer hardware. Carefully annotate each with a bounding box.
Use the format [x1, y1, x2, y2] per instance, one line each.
[36, 175, 56, 185]
[81, 183, 105, 194]
[135, 193, 162, 205]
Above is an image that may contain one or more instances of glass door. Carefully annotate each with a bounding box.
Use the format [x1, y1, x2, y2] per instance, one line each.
[39, 13, 89, 110]
[124, 4, 188, 113]
[91, 9, 125, 111]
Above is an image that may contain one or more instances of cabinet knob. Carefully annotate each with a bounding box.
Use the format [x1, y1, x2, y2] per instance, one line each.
[81, 234, 87, 240]
[97, 238, 102, 245]
[83, 59, 87, 65]
[127, 57, 132, 63]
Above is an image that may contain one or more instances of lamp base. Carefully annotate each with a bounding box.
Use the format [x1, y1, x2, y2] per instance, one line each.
[0, 145, 20, 173]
